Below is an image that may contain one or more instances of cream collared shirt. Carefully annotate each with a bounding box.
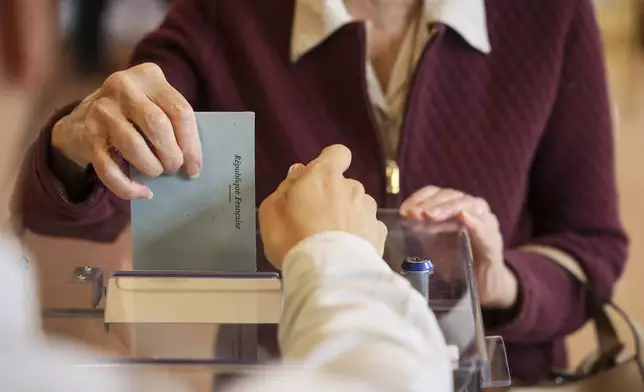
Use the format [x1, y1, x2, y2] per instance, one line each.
[290, 0, 491, 164]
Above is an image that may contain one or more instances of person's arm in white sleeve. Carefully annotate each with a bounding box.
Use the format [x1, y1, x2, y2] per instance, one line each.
[0, 235, 191, 392]
[277, 232, 453, 392]
[230, 145, 453, 392]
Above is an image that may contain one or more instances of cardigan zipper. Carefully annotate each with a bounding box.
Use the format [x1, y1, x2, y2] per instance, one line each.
[356, 24, 392, 204]
[386, 25, 440, 205]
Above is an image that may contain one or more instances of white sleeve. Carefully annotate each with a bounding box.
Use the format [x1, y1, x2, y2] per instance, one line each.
[276, 232, 453, 392]
[0, 236, 191, 392]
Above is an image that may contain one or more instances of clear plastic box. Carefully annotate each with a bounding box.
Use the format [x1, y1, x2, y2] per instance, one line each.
[42, 209, 510, 391]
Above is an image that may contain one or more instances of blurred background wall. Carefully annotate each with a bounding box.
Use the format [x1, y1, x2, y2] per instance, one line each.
[571, 0, 644, 365]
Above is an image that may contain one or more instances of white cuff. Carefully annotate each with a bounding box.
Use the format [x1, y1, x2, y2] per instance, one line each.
[282, 232, 391, 281]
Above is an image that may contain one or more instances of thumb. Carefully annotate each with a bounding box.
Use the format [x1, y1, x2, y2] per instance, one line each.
[273, 163, 305, 193]
[308, 144, 352, 175]
[286, 163, 306, 180]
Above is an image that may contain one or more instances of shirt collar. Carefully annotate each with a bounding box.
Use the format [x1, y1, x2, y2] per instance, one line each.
[290, 0, 491, 62]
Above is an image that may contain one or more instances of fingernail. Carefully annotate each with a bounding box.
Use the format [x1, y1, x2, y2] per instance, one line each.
[187, 162, 201, 179]
[288, 163, 304, 177]
[139, 185, 153, 200]
[132, 182, 153, 200]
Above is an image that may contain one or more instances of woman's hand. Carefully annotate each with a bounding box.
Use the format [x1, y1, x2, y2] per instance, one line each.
[400, 186, 518, 309]
[51, 62, 203, 200]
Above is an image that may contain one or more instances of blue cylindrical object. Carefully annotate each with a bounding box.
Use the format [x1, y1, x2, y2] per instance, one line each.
[400, 256, 433, 300]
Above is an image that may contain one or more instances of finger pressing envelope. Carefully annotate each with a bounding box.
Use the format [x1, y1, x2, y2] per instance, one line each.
[93, 99, 164, 178]
[92, 146, 153, 200]
[148, 82, 202, 179]
[118, 81, 184, 174]
[109, 121, 164, 178]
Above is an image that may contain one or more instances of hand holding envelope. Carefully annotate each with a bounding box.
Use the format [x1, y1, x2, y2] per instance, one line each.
[50, 62, 203, 200]
[258, 145, 387, 268]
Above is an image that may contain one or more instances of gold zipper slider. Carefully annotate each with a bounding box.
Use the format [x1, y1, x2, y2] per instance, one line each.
[386, 160, 400, 195]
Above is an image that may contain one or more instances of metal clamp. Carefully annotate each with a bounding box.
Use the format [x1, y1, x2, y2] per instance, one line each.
[71, 266, 105, 309]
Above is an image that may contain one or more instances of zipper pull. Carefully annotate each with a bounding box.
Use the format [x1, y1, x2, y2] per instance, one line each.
[386, 160, 400, 195]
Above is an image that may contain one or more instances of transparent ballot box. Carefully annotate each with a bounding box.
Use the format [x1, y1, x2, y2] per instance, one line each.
[41, 209, 510, 392]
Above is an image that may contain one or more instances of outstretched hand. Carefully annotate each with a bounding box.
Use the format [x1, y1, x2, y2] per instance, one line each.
[259, 145, 387, 268]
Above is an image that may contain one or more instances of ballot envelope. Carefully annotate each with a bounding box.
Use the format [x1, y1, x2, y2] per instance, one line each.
[130, 112, 256, 272]
[41, 210, 511, 392]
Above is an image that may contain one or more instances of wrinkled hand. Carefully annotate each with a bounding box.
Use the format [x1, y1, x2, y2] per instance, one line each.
[259, 145, 387, 269]
[400, 186, 518, 309]
[51, 63, 203, 200]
